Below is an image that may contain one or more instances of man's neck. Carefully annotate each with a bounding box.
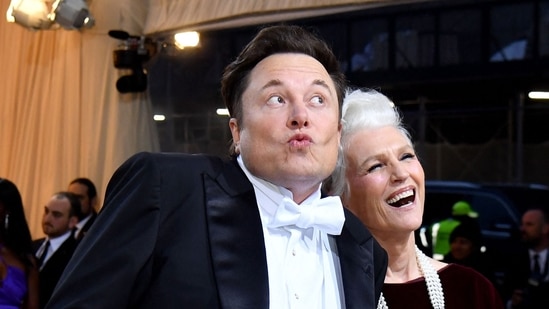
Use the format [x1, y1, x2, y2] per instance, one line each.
[47, 229, 72, 242]
[236, 155, 321, 204]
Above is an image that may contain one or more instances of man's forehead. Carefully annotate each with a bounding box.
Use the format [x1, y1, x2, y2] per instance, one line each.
[248, 54, 336, 96]
[69, 183, 88, 194]
[47, 197, 70, 212]
[253, 54, 330, 75]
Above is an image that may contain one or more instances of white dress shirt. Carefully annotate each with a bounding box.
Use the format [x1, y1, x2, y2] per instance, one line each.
[36, 230, 72, 270]
[237, 156, 345, 309]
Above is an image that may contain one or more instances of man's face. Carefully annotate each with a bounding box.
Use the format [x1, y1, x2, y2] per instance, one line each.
[521, 209, 545, 246]
[42, 196, 77, 238]
[68, 182, 92, 216]
[229, 53, 341, 202]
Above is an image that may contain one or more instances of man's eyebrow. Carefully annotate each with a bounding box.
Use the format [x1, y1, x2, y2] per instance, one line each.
[312, 79, 333, 94]
[260, 79, 333, 94]
[260, 79, 282, 91]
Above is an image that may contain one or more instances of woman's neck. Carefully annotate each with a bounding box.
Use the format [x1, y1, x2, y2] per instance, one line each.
[376, 234, 422, 283]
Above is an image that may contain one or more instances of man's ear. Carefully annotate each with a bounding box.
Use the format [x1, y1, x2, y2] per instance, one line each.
[229, 118, 241, 153]
[229, 118, 240, 141]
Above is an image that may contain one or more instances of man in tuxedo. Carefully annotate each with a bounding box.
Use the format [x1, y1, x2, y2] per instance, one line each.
[506, 207, 549, 308]
[46, 24, 388, 309]
[67, 177, 99, 240]
[33, 191, 81, 308]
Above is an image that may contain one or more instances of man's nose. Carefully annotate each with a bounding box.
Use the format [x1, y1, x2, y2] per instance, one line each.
[288, 102, 309, 128]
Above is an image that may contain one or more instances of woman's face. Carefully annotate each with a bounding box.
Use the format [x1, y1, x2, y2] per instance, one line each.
[343, 126, 425, 235]
[450, 236, 475, 260]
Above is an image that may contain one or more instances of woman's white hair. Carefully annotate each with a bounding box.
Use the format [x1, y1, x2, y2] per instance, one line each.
[326, 88, 412, 197]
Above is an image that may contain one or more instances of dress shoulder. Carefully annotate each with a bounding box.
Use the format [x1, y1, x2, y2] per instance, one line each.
[439, 263, 504, 308]
[382, 263, 504, 309]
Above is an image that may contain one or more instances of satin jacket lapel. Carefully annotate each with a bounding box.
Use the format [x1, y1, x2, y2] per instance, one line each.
[204, 160, 269, 309]
[337, 208, 379, 309]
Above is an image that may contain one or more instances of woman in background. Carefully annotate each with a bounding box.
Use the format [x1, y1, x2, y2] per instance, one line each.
[443, 222, 498, 287]
[0, 178, 39, 309]
[328, 89, 503, 308]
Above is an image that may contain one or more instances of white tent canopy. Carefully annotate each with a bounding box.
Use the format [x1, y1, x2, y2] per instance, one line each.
[144, 0, 430, 35]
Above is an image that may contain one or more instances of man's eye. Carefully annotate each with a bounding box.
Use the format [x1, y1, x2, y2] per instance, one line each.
[267, 96, 284, 105]
[311, 96, 324, 105]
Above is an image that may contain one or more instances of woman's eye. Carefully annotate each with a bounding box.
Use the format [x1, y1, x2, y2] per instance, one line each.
[367, 163, 383, 173]
[267, 96, 284, 105]
[401, 153, 416, 160]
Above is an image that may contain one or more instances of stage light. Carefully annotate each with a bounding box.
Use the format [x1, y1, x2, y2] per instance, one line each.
[6, 0, 94, 30]
[528, 91, 549, 100]
[174, 31, 199, 49]
[6, 0, 52, 30]
[216, 108, 230, 116]
[51, 0, 94, 30]
[153, 114, 166, 121]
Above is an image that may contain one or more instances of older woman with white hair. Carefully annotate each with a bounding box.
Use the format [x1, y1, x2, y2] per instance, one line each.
[328, 88, 503, 309]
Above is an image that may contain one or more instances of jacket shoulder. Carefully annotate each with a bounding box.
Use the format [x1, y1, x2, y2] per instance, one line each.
[122, 152, 226, 175]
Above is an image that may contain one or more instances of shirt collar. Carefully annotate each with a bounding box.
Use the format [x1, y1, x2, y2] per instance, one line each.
[47, 229, 72, 252]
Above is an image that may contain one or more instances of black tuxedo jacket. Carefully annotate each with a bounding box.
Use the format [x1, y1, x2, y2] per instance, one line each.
[75, 211, 97, 241]
[32, 235, 78, 308]
[504, 247, 549, 308]
[46, 152, 387, 309]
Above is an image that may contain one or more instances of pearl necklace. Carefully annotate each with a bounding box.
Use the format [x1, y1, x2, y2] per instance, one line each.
[377, 245, 445, 309]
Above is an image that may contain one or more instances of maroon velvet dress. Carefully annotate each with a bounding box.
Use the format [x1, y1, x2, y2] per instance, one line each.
[382, 263, 504, 308]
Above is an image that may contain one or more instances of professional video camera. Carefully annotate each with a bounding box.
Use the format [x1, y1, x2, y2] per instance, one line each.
[108, 30, 157, 93]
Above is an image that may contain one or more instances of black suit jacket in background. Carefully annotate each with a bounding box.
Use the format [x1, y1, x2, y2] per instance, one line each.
[503, 247, 549, 309]
[75, 210, 97, 241]
[32, 235, 78, 309]
[46, 152, 388, 309]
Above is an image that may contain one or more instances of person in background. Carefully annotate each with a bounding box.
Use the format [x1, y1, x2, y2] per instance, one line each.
[67, 178, 98, 240]
[0, 178, 39, 309]
[32, 192, 81, 308]
[443, 221, 497, 287]
[431, 200, 482, 260]
[46, 25, 387, 309]
[504, 207, 549, 309]
[328, 88, 503, 308]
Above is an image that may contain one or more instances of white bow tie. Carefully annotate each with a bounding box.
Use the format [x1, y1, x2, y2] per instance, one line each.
[268, 196, 345, 235]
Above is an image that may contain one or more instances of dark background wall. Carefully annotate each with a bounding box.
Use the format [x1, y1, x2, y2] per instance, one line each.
[148, 0, 549, 186]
